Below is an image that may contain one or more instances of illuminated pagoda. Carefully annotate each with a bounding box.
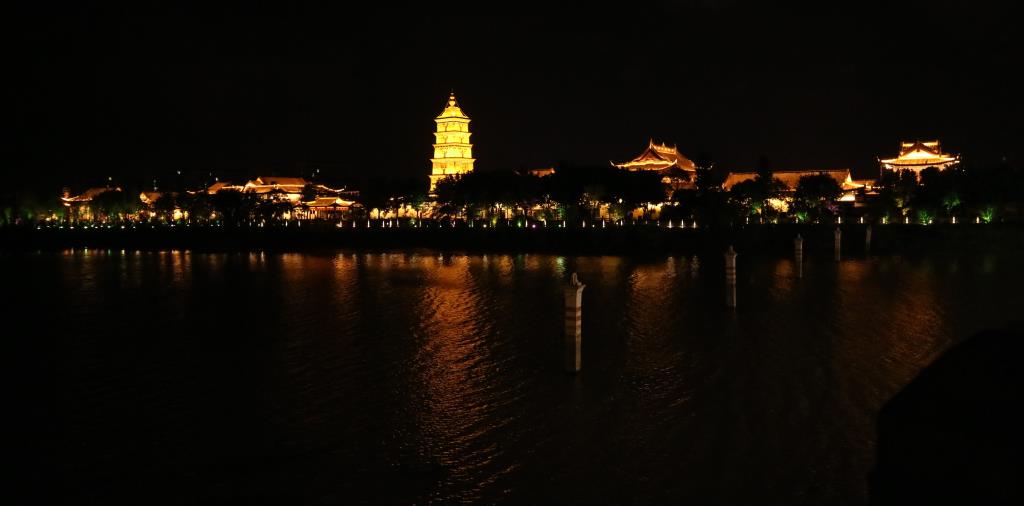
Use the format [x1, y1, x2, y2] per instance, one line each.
[612, 139, 697, 191]
[429, 92, 475, 193]
[879, 140, 960, 177]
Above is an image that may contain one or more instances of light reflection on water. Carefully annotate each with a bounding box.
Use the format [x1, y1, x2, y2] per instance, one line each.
[8, 251, 1023, 504]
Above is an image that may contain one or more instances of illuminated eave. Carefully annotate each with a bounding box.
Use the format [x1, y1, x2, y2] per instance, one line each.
[615, 161, 694, 171]
[880, 156, 959, 167]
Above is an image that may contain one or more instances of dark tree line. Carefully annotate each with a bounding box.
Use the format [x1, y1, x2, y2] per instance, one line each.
[434, 166, 668, 222]
[874, 163, 1024, 224]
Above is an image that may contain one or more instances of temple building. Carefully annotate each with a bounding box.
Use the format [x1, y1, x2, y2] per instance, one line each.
[612, 140, 697, 191]
[294, 196, 360, 220]
[204, 176, 354, 203]
[429, 92, 475, 193]
[879, 140, 960, 176]
[61, 186, 120, 221]
[241, 176, 311, 201]
[517, 167, 555, 178]
[722, 169, 869, 202]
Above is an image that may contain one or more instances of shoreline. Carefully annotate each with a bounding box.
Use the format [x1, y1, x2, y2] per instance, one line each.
[2, 223, 1021, 258]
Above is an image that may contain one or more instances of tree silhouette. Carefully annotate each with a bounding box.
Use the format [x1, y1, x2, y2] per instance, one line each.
[794, 174, 843, 221]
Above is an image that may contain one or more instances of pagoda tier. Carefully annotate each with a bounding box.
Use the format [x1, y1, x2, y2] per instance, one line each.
[879, 140, 960, 174]
[429, 92, 475, 193]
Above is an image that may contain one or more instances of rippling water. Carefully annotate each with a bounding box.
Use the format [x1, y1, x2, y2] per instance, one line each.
[7, 250, 1022, 504]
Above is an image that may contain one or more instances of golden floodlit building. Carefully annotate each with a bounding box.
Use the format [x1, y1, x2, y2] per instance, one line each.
[429, 92, 475, 193]
[613, 139, 697, 191]
[879, 140, 960, 176]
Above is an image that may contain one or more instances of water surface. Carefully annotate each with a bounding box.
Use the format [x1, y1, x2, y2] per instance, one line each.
[7, 250, 1021, 504]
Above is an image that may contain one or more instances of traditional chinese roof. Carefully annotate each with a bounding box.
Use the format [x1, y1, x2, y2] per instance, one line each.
[241, 177, 310, 195]
[208, 178, 343, 197]
[206, 181, 235, 194]
[613, 139, 697, 172]
[252, 176, 309, 187]
[305, 196, 354, 208]
[879, 140, 959, 170]
[722, 169, 860, 191]
[62, 187, 119, 203]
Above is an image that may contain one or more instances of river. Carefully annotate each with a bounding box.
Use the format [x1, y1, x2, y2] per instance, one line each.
[6, 250, 1021, 503]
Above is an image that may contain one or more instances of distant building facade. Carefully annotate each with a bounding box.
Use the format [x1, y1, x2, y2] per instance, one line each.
[429, 92, 475, 193]
[722, 169, 869, 203]
[201, 176, 359, 219]
[205, 176, 354, 201]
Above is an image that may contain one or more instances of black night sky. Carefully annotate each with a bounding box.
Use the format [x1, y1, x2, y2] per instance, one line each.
[11, 2, 1023, 189]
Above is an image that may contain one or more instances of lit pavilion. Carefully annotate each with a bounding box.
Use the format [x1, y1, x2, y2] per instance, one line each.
[429, 92, 475, 193]
[612, 139, 697, 191]
[879, 140, 960, 176]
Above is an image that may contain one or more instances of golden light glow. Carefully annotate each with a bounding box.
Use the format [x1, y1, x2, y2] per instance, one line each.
[429, 92, 475, 193]
[767, 198, 789, 212]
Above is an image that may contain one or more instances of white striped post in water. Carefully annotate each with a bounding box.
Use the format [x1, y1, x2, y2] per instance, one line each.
[865, 224, 872, 254]
[725, 246, 737, 308]
[794, 234, 803, 279]
[834, 227, 842, 262]
[564, 273, 585, 373]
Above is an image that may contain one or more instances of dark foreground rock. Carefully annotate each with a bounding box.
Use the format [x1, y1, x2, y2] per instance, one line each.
[870, 326, 1024, 504]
